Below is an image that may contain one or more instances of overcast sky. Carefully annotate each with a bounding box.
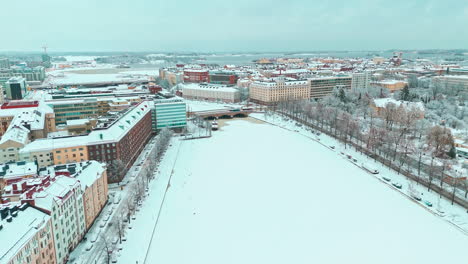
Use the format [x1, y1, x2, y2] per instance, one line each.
[1, 0, 467, 52]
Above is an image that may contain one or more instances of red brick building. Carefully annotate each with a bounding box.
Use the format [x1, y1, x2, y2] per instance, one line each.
[87, 101, 153, 182]
[183, 69, 209, 83]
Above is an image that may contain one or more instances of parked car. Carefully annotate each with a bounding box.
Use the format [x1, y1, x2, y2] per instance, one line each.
[411, 194, 422, 201]
[392, 182, 402, 189]
[382, 176, 391, 182]
[330, 145, 335, 149]
[424, 200, 433, 207]
[90, 233, 100, 243]
[85, 243, 93, 251]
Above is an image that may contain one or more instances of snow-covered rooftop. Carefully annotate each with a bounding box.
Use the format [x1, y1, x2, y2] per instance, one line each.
[0, 206, 50, 263]
[373, 98, 425, 111]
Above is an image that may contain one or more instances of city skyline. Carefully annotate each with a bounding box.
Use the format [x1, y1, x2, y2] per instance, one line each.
[1, 0, 467, 52]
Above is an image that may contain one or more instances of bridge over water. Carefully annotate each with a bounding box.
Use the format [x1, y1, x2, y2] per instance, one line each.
[188, 109, 254, 119]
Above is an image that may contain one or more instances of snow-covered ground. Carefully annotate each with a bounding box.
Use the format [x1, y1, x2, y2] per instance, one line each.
[255, 112, 468, 232]
[118, 117, 468, 264]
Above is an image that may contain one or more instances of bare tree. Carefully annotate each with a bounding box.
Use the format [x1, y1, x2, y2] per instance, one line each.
[101, 235, 113, 264]
[427, 125, 454, 158]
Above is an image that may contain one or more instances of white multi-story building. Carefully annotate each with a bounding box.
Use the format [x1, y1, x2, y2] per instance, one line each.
[181, 83, 240, 103]
[433, 75, 468, 91]
[351, 71, 371, 91]
[25, 176, 86, 264]
[249, 78, 309, 105]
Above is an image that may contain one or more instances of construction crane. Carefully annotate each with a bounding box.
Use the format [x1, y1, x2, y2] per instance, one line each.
[42, 45, 48, 54]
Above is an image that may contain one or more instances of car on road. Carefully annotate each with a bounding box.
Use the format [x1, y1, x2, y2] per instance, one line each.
[382, 176, 391, 182]
[90, 233, 100, 243]
[392, 182, 402, 189]
[85, 243, 93, 251]
[424, 200, 433, 207]
[99, 221, 106, 228]
[411, 194, 422, 201]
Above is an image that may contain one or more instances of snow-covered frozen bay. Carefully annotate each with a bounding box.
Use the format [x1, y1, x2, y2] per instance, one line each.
[120, 118, 468, 264]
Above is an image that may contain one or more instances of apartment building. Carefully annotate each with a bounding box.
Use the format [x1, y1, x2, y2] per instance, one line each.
[183, 69, 209, 83]
[433, 75, 468, 91]
[86, 101, 153, 182]
[351, 71, 371, 90]
[22, 175, 86, 264]
[249, 78, 309, 105]
[152, 98, 187, 131]
[0, 204, 56, 264]
[371, 80, 408, 92]
[47, 99, 99, 125]
[17, 102, 152, 182]
[47, 96, 141, 125]
[0, 161, 37, 193]
[181, 83, 240, 103]
[309, 75, 352, 99]
[2, 161, 108, 232]
[5, 77, 27, 100]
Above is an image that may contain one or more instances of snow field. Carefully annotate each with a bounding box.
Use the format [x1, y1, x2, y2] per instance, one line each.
[120, 118, 468, 264]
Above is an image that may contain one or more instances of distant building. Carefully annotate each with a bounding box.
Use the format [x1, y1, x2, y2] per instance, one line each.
[0, 58, 10, 69]
[181, 83, 240, 103]
[371, 98, 425, 118]
[372, 57, 386, 64]
[209, 71, 238, 84]
[183, 69, 209, 83]
[351, 71, 371, 91]
[447, 68, 468, 76]
[152, 98, 187, 131]
[309, 75, 352, 99]
[0, 85, 4, 104]
[0, 66, 46, 82]
[371, 80, 408, 92]
[5, 77, 27, 100]
[249, 78, 309, 105]
[433, 75, 468, 91]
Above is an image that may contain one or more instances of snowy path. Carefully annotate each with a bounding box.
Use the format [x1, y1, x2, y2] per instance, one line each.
[119, 119, 468, 264]
[117, 138, 182, 263]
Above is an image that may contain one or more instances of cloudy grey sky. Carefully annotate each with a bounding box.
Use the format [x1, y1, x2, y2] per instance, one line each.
[1, 0, 467, 52]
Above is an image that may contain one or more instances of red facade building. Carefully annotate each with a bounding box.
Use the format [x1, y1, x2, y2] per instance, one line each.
[87, 101, 153, 182]
[183, 69, 209, 83]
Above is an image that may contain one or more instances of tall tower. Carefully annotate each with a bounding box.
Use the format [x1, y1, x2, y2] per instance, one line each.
[41, 45, 52, 68]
